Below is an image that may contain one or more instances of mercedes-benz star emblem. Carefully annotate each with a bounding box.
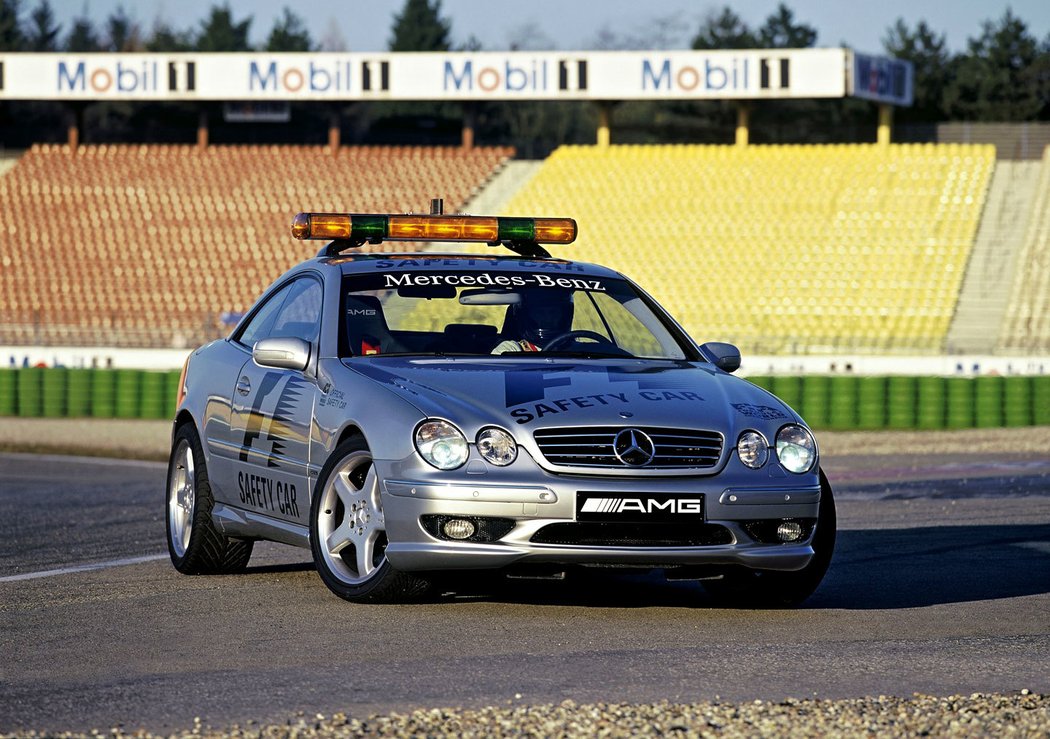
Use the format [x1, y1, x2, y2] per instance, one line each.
[613, 428, 656, 466]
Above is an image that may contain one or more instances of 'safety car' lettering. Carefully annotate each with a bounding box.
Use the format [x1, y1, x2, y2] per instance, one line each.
[238, 471, 300, 517]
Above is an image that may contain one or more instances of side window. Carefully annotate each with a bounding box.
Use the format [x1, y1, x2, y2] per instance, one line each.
[271, 279, 323, 342]
[236, 277, 322, 347]
[236, 282, 295, 347]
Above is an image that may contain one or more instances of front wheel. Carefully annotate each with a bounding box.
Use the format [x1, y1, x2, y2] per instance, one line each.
[309, 437, 430, 603]
[702, 468, 837, 608]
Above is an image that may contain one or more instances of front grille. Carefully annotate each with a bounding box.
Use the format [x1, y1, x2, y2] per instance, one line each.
[533, 426, 723, 469]
[531, 522, 733, 547]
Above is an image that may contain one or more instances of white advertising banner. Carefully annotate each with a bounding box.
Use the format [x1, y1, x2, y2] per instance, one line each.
[0, 49, 861, 102]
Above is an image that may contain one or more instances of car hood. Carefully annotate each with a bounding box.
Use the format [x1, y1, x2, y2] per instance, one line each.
[343, 356, 800, 439]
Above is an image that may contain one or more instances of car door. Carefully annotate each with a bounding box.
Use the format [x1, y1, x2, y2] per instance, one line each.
[225, 276, 323, 526]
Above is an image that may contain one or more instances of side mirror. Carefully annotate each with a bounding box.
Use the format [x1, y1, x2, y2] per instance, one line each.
[253, 337, 311, 371]
[699, 341, 741, 374]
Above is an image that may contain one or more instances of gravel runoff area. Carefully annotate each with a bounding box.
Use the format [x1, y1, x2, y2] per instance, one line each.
[0, 418, 1049, 461]
[2, 694, 1047, 738]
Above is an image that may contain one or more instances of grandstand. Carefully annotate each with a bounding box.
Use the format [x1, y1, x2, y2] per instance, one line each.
[999, 146, 1050, 354]
[497, 143, 996, 355]
[1, 140, 1048, 356]
[0, 144, 513, 348]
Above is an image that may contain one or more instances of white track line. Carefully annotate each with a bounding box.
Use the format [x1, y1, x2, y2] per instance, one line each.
[0, 451, 166, 469]
[0, 554, 169, 583]
[1014, 542, 1050, 556]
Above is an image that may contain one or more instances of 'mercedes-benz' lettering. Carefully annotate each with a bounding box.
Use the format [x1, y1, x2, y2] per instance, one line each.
[383, 273, 604, 291]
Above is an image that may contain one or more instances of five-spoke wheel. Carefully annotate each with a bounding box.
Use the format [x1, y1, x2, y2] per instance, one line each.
[315, 449, 388, 585]
[309, 437, 430, 603]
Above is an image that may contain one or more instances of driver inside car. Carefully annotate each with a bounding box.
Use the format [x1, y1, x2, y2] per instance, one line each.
[492, 289, 574, 354]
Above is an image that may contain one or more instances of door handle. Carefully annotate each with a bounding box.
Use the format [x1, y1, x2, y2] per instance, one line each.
[236, 377, 251, 396]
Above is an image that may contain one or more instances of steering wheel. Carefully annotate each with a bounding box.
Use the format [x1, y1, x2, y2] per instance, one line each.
[542, 330, 618, 351]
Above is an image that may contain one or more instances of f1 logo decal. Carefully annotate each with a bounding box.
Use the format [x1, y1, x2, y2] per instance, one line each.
[240, 372, 283, 464]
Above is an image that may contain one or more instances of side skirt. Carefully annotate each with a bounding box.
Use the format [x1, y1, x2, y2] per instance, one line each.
[213, 502, 311, 548]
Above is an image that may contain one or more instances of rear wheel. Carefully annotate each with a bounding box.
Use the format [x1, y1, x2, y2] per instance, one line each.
[166, 423, 254, 574]
[309, 437, 430, 603]
[702, 468, 836, 608]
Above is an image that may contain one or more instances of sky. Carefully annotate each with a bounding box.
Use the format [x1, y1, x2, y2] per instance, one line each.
[47, 0, 1050, 54]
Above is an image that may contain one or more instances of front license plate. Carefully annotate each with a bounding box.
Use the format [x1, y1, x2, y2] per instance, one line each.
[576, 493, 705, 522]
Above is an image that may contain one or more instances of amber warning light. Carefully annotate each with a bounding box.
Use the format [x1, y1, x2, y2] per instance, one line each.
[291, 212, 577, 245]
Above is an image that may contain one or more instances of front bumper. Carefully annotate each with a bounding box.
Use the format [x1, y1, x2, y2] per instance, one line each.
[380, 472, 822, 573]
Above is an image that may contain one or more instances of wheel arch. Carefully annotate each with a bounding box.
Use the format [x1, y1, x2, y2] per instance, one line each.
[172, 408, 197, 443]
[335, 423, 368, 450]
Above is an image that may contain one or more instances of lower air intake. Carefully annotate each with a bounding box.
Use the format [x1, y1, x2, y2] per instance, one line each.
[530, 523, 733, 547]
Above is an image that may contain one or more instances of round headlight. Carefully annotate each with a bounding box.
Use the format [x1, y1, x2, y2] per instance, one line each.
[477, 427, 517, 467]
[414, 420, 468, 470]
[736, 430, 769, 469]
[775, 424, 817, 474]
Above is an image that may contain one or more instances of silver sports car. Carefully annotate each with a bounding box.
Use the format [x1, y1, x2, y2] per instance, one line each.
[166, 208, 835, 606]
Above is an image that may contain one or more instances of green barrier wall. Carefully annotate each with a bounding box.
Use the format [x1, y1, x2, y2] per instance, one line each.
[857, 376, 887, 430]
[887, 376, 917, 429]
[1003, 377, 1031, 427]
[945, 378, 975, 429]
[114, 370, 143, 419]
[916, 377, 946, 429]
[90, 369, 117, 418]
[974, 376, 1004, 428]
[1033, 376, 1050, 426]
[17, 367, 43, 418]
[1, 369, 1049, 429]
[165, 370, 182, 418]
[66, 369, 93, 417]
[800, 376, 830, 429]
[139, 372, 168, 420]
[0, 368, 16, 416]
[41, 367, 68, 418]
[771, 376, 802, 413]
[827, 376, 858, 430]
[747, 375, 774, 393]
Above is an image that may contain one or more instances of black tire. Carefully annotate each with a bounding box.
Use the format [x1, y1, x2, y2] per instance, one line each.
[702, 468, 837, 608]
[166, 423, 254, 574]
[309, 437, 430, 603]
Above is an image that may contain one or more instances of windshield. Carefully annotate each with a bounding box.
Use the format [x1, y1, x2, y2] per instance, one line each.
[340, 270, 690, 360]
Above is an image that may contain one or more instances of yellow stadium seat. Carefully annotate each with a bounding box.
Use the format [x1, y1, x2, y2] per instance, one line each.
[492, 143, 994, 354]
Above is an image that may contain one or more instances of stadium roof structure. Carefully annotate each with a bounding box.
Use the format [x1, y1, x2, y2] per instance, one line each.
[0, 49, 912, 148]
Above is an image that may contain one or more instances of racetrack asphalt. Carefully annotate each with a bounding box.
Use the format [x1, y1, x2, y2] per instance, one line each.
[1, 424, 1049, 734]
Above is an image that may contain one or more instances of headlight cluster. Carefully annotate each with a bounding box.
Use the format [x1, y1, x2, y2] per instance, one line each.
[736, 430, 769, 469]
[414, 421, 517, 470]
[736, 424, 816, 474]
[476, 427, 517, 466]
[775, 424, 817, 473]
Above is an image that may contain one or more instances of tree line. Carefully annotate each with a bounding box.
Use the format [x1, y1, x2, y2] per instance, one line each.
[0, 0, 1048, 149]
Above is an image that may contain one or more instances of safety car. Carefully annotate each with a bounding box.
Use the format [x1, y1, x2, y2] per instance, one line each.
[166, 205, 835, 606]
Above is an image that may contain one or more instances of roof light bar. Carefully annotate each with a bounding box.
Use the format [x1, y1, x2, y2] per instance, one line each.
[291, 212, 577, 245]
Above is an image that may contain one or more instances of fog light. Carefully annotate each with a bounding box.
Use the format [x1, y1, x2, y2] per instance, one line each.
[442, 518, 477, 540]
[776, 521, 804, 542]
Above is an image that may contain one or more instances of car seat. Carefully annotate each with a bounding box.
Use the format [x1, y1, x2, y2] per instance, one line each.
[345, 295, 406, 355]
